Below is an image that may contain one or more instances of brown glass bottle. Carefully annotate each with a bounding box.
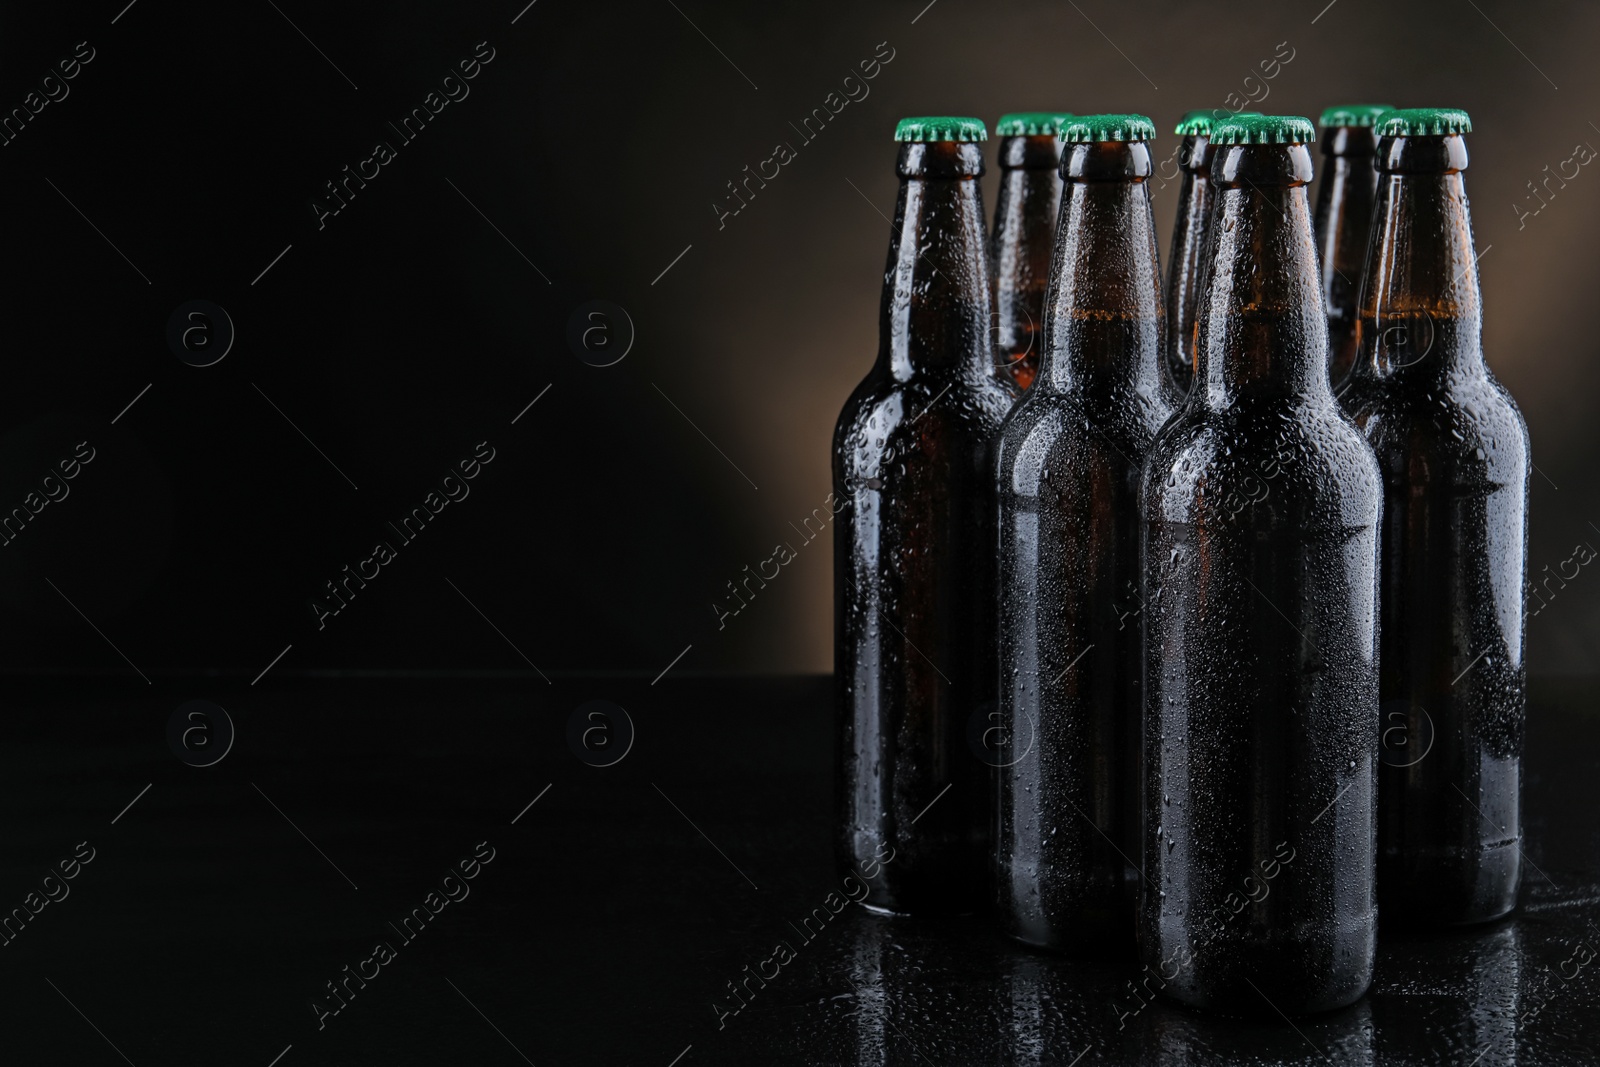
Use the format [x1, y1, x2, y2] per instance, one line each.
[1314, 106, 1390, 390]
[994, 114, 1176, 950]
[834, 118, 1018, 914]
[991, 113, 1071, 391]
[1162, 111, 1220, 397]
[1339, 109, 1529, 926]
[1140, 115, 1381, 1015]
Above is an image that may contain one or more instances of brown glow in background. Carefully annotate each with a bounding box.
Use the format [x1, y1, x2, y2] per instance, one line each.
[0, 0, 1592, 679]
[669, 0, 1599, 675]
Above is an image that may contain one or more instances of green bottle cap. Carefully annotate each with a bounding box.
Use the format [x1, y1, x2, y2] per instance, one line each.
[995, 112, 1075, 136]
[1318, 105, 1395, 128]
[1059, 114, 1156, 143]
[1209, 114, 1317, 146]
[1373, 107, 1472, 137]
[1174, 109, 1261, 136]
[894, 116, 988, 143]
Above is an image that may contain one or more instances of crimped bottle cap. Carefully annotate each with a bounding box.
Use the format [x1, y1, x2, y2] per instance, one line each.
[1373, 108, 1472, 137]
[1318, 105, 1395, 128]
[1175, 109, 1261, 135]
[1210, 114, 1316, 145]
[894, 116, 988, 142]
[996, 112, 1075, 136]
[1059, 114, 1156, 143]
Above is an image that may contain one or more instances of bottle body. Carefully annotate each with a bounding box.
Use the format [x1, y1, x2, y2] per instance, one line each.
[1142, 411, 1381, 1012]
[834, 139, 1017, 913]
[1340, 131, 1530, 926]
[991, 134, 1064, 391]
[1364, 373, 1528, 924]
[1140, 135, 1380, 1014]
[1162, 134, 1212, 397]
[1314, 126, 1381, 390]
[995, 137, 1176, 950]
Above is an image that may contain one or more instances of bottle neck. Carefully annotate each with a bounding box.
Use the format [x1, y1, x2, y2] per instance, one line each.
[879, 141, 996, 382]
[1195, 143, 1331, 404]
[998, 132, 1063, 171]
[1166, 135, 1215, 386]
[991, 135, 1063, 372]
[1352, 134, 1484, 385]
[1180, 133, 1212, 175]
[1037, 142, 1165, 397]
[1322, 125, 1378, 160]
[1315, 128, 1380, 302]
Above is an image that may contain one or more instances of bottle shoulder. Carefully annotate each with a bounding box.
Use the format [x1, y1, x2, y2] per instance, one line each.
[994, 393, 1090, 492]
[1345, 371, 1531, 481]
[1143, 399, 1382, 528]
[834, 369, 1015, 477]
[997, 387, 1173, 478]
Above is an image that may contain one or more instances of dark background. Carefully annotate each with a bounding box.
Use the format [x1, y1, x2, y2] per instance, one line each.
[0, 0, 1595, 680]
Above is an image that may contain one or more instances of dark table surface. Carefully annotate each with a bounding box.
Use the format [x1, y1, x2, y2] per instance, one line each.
[3, 674, 1597, 1066]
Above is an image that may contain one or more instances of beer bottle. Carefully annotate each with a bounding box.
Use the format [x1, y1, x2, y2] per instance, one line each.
[991, 112, 1074, 390]
[994, 114, 1176, 950]
[1314, 104, 1392, 389]
[1163, 110, 1257, 396]
[1140, 114, 1381, 1014]
[1339, 108, 1530, 926]
[834, 117, 1018, 913]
